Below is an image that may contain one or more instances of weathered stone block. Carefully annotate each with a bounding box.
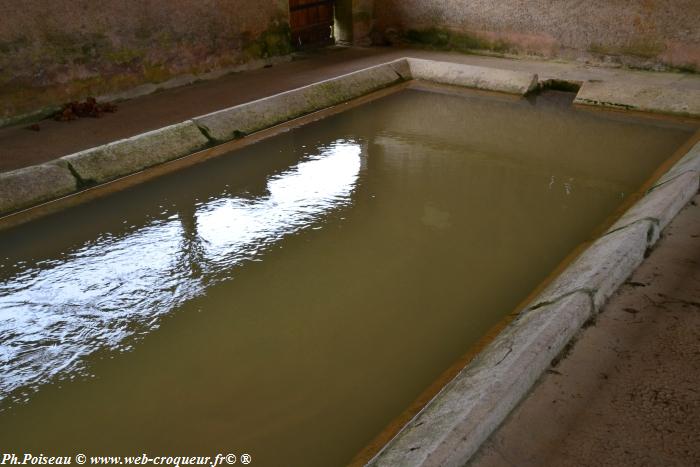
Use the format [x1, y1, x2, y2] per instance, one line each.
[407, 58, 539, 95]
[388, 57, 413, 80]
[0, 161, 77, 215]
[574, 81, 700, 118]
[62, 121, 209, 184]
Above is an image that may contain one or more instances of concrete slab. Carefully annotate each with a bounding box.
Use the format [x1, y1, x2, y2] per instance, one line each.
[0, 161, 77, 214]
[407, 58, 538, 95]
[61, 121, 209, 185]
[574, 81, 700, 117]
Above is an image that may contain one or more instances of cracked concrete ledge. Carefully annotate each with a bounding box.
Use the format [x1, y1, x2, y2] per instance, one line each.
[406, 58, 538, 96]
[574, 81, 700, 118]
[365, 132, 700, 467]
[0, 58, 540, 217]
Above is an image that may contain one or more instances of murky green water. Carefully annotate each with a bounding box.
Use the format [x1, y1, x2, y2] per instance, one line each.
[0, 88, 695, 466]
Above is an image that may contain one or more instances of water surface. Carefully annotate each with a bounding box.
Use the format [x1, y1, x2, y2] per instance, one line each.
[0, 88, 695, 465]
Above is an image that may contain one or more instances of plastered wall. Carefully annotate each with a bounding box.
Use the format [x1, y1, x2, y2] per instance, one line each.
[374, 0, 700, 73]
[0, 0, 291, 124]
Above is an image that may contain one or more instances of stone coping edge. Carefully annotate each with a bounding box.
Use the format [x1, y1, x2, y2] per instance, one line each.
[0, 160, 78, 215]
[406, 58, 539, 95]
[0, 58, 539, 218]
[365, 142, 700, 467]
[574, 81, 700, 118]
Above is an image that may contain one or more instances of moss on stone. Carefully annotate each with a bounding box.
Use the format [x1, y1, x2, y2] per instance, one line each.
[404, 27, 511, 54]
[589, 40, 665, 59]
[142, 63, 172, 83]
[244, 21, 293, 59]
[107, 48, 145, 65]
[406, 28, 450, 48]
[43, 31, 112, 65]
[674, 63, 698, 73]
[0, 36, 30, 55]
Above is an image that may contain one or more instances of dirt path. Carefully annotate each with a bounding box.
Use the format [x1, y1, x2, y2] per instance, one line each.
[470, 194, 700, 467]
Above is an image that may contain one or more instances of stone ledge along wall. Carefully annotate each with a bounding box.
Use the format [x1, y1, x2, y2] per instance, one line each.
[0, 0, 291, 126]
[373, 0, 700, 73]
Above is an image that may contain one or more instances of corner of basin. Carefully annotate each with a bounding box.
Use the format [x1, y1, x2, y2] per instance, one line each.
[367, 291, 592, 467]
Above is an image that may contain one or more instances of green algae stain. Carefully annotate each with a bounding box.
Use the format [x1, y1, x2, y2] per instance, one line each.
[107, 48, 146, 65]
[0, 37, 30, 55]
[406, 28, 450, 48]
[245, 22, 293, 59]
[142, 64, 172, 84]
[42, 31, 112, 65]
[404, 27, 511, 54]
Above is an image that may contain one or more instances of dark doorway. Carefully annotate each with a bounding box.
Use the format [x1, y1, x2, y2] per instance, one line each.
[289, 0, 336, 48]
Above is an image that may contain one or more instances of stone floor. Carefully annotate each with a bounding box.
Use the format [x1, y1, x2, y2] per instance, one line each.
[2, 45, 700, 173]
[470, 195, 700, 467]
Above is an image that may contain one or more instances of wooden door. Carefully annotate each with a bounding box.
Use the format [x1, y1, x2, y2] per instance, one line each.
[289, 0, 335, 48]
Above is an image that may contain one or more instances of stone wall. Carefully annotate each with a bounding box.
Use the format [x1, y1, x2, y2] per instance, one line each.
[373, 0, 700, 72]
[0, 0, 291, 125]
[352, 0, 375, 46]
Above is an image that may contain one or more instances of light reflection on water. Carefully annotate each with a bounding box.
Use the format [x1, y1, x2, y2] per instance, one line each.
[0, 141, 362, 403]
